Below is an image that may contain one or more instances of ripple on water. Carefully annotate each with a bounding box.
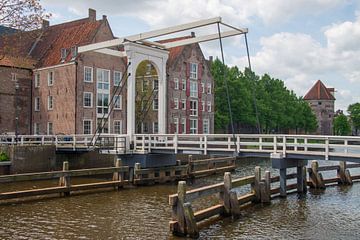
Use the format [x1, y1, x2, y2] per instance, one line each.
[1, 159, 360, 239]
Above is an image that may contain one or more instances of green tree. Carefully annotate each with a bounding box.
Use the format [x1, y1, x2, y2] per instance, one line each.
[348, 103, 360, 135]
[211, 58, 318, 134]
[333, 114, 351, 136]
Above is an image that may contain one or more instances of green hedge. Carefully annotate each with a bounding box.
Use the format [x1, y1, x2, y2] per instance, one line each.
[0, 151, 9, 162]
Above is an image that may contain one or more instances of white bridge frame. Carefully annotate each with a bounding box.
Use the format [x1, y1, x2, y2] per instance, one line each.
[77, 17, 247, 139]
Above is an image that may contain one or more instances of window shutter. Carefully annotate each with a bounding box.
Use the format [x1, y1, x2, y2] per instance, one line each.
[198, 63, 203, 80]
[198, 117, 203, 134]
[186, 118, 190, 133]
[198, 82, 202, 99]
[186, 62, 190, 78]
[186, 100, 190, 115]
[186, 79, 190, 97]
[179, 121, 182, 133]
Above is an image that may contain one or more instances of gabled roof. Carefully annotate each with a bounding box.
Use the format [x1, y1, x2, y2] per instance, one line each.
[0, 17, 105, 68]
[303, 80, 335, 100]
[157, 36, 193, 65]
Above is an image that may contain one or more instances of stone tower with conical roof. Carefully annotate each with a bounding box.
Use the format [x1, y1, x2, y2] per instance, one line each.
[304, 80, 335, 135]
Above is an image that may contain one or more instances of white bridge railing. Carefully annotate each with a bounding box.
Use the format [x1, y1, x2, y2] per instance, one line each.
[1, 134, 360, 159]
[0, 134, 129, 153]
[134, 134, 360, 159]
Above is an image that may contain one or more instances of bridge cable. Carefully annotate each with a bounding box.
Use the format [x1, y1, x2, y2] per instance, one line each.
[244, 33, 261, 134]
[217, 23, 238, 151]
[89, 62, 131, 147]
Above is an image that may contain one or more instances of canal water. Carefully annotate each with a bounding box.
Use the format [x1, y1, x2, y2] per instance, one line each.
[1, 158, 360, 239]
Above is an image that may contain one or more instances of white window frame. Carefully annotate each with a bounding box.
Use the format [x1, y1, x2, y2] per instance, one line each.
[11, 73, 17, 82]
[190, 100, 198, 116]
[207, 83, 212, 94]
[153, 122, 159, 134]
[190, 63, 198, 80]
[47, 122, 53, 135]
[97, 68, 110, 116]
[142, 79, 149, 92]
[83, 119, 93, 134]
[84, 66, 93, 83]
[174, 98, 179, 109]
[114, 71, 122, 86]
[201, 83, 205, 94]
[190, 119, 198, 134]
[114, 95, 122, 110]
[83, 92, 93, 108]
[181, 118, 186, 134]
[153, 79, 159, 91]
[174, 78, 179, 90]
[182, 79, 186, 91]
[207, 101, 212, 112]
[48, 96, 53, 110]
[114, 120, 122, 134]
[153, 97, 159, 111]
[97, 117, 110, 134]
[35, 73, 40, 88]
[48, 71, 54, 86]
[34, 123, 40, 135]
[34, 97, 40, 111]
[181, 99, 186, 110]
[202, 101, 205, 112]
[203, 119, 209, 134]
[190, 81, 198, 98]
[174, 117, 179, 134]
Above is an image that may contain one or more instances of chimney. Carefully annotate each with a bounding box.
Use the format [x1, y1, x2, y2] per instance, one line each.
[88, 8, 96, 21]
[327, 88, 335, 97]
[102, 15, 107, 21]
[209, 56, 213, 62]
[42, 19, 49, 29]
[191, 31, 195, 37]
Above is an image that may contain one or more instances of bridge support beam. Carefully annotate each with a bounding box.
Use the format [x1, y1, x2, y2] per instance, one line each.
[271, 153, 308, 197]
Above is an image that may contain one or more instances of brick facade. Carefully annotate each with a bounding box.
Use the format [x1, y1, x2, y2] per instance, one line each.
[304, 80, 335, 135]
[0, 9, 214, 136]
[0, 67, 32, 134]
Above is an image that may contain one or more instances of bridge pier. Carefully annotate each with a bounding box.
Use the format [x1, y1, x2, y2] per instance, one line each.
[271, 153, 307, 197]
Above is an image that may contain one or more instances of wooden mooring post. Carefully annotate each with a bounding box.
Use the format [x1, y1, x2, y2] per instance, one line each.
[337, 161, 353, 185]
[59, 161, 70, 196]
[309, 160, 325, 189]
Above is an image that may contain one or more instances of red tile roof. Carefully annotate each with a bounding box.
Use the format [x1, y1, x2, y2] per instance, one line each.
[0, 17, 104, 68]
[157, 36, 193, 64]
[303, 80, 335, 100]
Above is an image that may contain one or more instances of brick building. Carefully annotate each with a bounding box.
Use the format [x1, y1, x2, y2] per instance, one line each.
[0, 9, 214, 135]
[304, 80, 335, 135]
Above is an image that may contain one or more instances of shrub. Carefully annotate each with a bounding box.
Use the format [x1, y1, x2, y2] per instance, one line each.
[0, 151, 9, 162]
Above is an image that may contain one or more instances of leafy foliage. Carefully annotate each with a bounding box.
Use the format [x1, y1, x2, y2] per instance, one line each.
[348, 103, 360, 135]
[211, 58, 317, 134]
[333, 114, 351, 136]
[0, 151, 9, 162]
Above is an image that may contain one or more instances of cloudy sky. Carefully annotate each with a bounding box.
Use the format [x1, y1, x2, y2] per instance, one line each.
[42, 0, 360, 111]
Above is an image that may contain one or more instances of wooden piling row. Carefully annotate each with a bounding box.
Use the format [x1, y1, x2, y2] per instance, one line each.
[169, 162, 360, 238]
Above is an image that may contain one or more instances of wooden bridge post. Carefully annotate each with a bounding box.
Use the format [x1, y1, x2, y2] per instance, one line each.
[134, 163, 141, 183]
[59, 161, 70, 196]
[309, 160, 325, 189]
[171, 181, 187, 236]
[279, 168, 287, 197]
[188, 155, 194, 174]
[297, 165, 307, 194]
